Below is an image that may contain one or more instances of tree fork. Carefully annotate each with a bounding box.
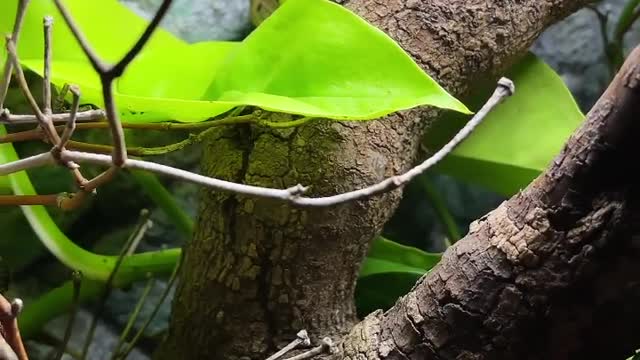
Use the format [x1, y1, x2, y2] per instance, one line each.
[338, 45, 640, 359]
[159, 0, 591, 359]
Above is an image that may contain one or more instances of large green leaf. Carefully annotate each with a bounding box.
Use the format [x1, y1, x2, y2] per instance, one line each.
[1, 0, 468, 122]
[356, 237, 441, 315]
[424, 53, 584, 196]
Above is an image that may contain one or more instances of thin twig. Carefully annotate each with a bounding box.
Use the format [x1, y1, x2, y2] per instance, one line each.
[57, 85, 81, 149]
[0, 296, 27, 360]
[5, 37, 59, 143]
[54, 0, 174, 167]
[56, 78, 514, 207]
[0, 109, 106, 125]
[51, 0, 107, 73]
[111, 276, 155, 360]
[0, 0, 30, 109]
[282, 337, 334, 360]
[0, 152, 54, 175]
[80, 210, 150, 360]
[109, 0, 174, 78]
[266, 330, 311, 360]
[115, 259, 181, 360]
[0, 194, 59, 206]
[53, 271, 82, 360]
[43, 16, 54, 115]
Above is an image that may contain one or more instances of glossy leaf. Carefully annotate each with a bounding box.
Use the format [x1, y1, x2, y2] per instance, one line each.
[1, 0, 468, 122]
[424, 53, 584, 196]
[356, 236, 441, 315]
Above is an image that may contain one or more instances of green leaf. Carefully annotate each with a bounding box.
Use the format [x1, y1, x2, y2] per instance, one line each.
[424, 53, 584, 196]
[0, 126, 179, 283]
[1, 0, 468, 122]
[356, 236, 441, 315]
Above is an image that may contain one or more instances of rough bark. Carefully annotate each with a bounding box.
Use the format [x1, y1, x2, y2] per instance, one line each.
[337, 47, 640, 360]
[158, 1, 589, 359]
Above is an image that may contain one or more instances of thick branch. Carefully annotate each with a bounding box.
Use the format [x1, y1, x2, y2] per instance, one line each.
[160, 0, 591, 359]
[337, 46, 640, 360]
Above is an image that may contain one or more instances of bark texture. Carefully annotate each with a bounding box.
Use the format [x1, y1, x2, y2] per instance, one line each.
[337, 47, 640, 360]
[158, 1, 589, 359]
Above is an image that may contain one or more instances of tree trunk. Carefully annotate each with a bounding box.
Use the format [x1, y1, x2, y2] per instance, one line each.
[157, 1, 590, 359]
[337, 45, 640, 360]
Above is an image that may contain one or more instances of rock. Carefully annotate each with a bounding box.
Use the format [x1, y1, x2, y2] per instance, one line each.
[532, 0, 640, 110]
[119, 0, 252, 42]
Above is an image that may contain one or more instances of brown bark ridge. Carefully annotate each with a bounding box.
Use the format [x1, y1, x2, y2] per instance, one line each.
[338, 47, 640, 360]
[157, 1, 589, 359]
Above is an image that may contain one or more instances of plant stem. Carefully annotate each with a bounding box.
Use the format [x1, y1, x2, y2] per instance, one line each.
[52, 271, 82, 360]
[611, 0, 640, 70]
[111, 277, 156, 359]
[115, 259, 181, 359]
[419, 175, 461, 247]
[80, 211, 150, 360]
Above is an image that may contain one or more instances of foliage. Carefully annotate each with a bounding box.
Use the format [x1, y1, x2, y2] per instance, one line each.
[426, 53, 584, 196]
[356, 236, 440, 315]
[0, 0, 589, 347]
[0, 0, 468, 123]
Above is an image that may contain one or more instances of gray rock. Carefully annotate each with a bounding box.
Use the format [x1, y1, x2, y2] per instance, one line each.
[27, 309, 149, 360]
[532, 0, 640, 110]
[119, 0, 252, 42]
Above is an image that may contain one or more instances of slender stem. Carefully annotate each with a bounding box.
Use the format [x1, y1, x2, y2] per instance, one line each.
[0, 194, 58, 206]
[418, 175, 461, 247]
[57, 85, 81, 149]
[80, 210, 150, 360]
[53, 271, 82, 360]
[100, 77, 127, 166]
[5, 38, 59, 142]
[614, 0, 640, 45]
[0, 128, 43, 143]
[0, 109, 106, 125]
[0, 152, 54, 176]
[52, 0, 107, 73]
[43, 16, 54, 115]
[116, 260, 181, 360]
[111, 276, 155, 359]
[283, 338, 334, 360]
[0, 0, 30, 109]
[608, 0, 640, 71]
[110, 0, 174, 77]
[64, 116, 311, 156]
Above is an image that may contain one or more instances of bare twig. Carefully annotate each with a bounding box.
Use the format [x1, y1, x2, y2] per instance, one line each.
[0, 194, 58, 206]
[53, 271, 82, 360]
[5, 38, 59, 143]
[57, 85, 80, 149]
[111, 276, 155, 360]
[53, 0, 174, 167]
[50, 0, 107, 73]
[283, 337, 334, 360]
[115, 258, 182, 360]
[80, 210, 150, 360]
[109, 0, 173, 78]
[266, 330, 311, 360]
[43, 16, 53, 115]
[0, 0, 30, 109]
[0, 296, 27, 360]
[0, 109, 106, 125]
[53, 78, 513, 207]
[0, 152, 54, 175]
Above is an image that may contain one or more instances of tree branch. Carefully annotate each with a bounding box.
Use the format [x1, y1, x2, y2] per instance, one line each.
[337, 44, 640, 360]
